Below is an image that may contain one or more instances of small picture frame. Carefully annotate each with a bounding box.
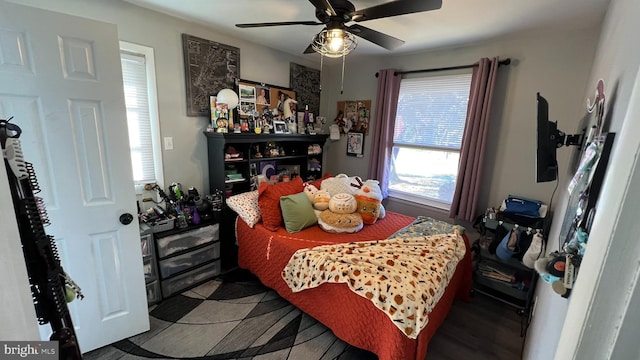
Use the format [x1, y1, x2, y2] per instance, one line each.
[346, 131, 365, 157]
[273, 120, 286, 134]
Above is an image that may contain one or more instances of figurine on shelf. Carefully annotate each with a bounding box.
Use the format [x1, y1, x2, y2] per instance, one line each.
[265, 141, 278, 157]
[269, 147, 280, 157]
[254, 144, 263, 158]
[283, 96, 297, 120]
[309, 158, 321, 171]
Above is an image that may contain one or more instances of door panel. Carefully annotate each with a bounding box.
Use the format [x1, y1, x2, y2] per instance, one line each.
[0, 1, 149, 352]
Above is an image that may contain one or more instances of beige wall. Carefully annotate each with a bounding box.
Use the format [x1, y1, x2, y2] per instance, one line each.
[11, 0, 318, 195]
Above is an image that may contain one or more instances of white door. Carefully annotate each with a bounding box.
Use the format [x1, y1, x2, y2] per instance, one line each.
[0, 1, 149, 352]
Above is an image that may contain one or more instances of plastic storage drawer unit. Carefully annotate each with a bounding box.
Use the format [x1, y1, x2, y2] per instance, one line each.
[156, 224, 219, 258]
[159, 242, 220, 279]
[160, 261, 221, 297]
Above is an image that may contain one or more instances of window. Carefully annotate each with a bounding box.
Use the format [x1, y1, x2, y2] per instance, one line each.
[119, 42, 163, 189]
[388, 73, 472, 209]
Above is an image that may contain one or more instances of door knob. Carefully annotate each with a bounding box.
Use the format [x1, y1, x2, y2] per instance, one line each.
[119, 213, 134, 225]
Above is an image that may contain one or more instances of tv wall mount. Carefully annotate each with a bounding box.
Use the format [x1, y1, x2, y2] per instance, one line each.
[553, 128, 584, 148]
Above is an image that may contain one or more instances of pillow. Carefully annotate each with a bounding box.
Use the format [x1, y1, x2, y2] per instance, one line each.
[226, 190, 261, 228]
[307, 173, 332, 190]
[258, 176, 304, 231]
[280, 192, 317, 233]
[321, 174, 360, 196]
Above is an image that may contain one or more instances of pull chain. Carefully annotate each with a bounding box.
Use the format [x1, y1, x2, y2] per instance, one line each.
[341, 53, 346, 94]
[319, 54, 323, 92]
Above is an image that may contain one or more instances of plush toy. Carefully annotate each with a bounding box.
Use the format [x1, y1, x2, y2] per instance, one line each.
[321, 174, 358, 197]
[317, 193, 363, 233]
[328, 193, 358, 213]
[318, 210, 363, 233]
[352, 179, 385, 224]
[303, 184, 318, 203]
[312, 190, 331, 211]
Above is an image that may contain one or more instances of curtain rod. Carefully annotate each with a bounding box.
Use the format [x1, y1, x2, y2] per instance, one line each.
[375, 58, 511, 77]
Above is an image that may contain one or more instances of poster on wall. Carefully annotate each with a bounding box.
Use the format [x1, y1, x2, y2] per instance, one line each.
[346, 131, 365, 157]
[335, 100, 371, 135]
[290, 63, 321, 116]
[182, 33, 240, 117]
[237, 79, 296, 118]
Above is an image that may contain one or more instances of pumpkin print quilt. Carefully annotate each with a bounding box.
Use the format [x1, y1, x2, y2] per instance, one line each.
[281, 231, 466, 338]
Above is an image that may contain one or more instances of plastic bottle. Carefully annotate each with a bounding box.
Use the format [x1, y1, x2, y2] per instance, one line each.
[191, 206, 201, 225]
[303, 104, 310, 124]
[176, 205, 188, 228]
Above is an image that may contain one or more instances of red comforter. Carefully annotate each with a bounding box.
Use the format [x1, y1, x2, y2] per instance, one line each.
[236, 212, 472, 360]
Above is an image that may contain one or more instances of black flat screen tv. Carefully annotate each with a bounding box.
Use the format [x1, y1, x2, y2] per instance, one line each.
[536, 93, 558, 182]
[536, 92, 583, 183]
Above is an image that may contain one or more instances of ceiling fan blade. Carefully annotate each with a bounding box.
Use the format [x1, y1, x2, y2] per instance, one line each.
[303, 43, 316, 54]
[236, 21, 322, 28]
[308, 0, 336, 17]
[350, 0, 442, 22]
[346, 24, 404, 50]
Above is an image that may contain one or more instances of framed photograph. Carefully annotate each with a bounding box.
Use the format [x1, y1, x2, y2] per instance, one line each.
[273, 120, 286, 134]
[239, 101, 256, 116]
[182, 33, 239, 117]
[346, 131, 365, 157]
[239, 84, 256, 101]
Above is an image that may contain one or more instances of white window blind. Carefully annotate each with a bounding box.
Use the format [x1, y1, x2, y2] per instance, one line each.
[121, 51, 156, 183]
[389, 72, 472, 207]
[393, 74, 472, 150]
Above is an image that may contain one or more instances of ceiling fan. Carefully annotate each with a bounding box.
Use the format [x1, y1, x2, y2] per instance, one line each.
[235, 0, 443, 55]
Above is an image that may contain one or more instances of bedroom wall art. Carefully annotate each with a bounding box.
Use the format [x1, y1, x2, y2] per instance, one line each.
[237, 79, 296, 117]
[290, 62, 320, 116]
[237, 79, 296, 132]
[182, 33, 240, 116]
[346, 131, 365, 157]
[335, 100, 371, 135]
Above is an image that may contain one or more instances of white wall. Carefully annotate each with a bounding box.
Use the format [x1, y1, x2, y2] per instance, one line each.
[10, 0, 318, 195]
[537, 0, 640, 358]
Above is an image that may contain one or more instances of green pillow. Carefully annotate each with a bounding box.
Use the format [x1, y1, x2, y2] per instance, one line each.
[280, 191, 317, 233]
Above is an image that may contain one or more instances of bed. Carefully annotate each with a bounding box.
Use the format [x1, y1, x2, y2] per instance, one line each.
[235, 210, 473, 360]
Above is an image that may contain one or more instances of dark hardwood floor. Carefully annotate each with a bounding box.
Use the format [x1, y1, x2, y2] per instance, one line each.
[426, 293, 525, 360]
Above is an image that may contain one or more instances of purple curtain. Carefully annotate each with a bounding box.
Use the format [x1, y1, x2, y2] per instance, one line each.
[449, 57, 500, 221]
[368, 69, 401, 198]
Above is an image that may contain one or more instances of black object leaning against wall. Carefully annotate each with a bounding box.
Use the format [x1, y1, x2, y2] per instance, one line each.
[1, 117, 83, 360]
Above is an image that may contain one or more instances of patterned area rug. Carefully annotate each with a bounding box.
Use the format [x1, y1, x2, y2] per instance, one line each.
[84, 269, 375, 360]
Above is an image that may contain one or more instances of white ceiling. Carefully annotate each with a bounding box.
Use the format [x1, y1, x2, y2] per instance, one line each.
[123, 0, 610, 58]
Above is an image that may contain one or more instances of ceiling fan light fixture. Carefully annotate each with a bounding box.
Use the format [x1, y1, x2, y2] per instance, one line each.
[311, 28, 357, 58]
